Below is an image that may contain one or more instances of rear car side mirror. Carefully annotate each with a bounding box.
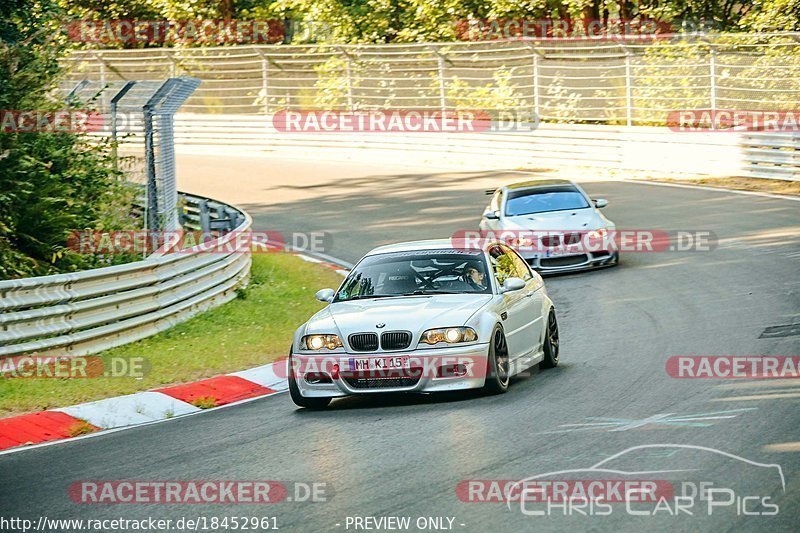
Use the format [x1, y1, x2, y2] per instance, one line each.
[593, 198, 608, 208]
[314, 288, 335, 303]
[483, 210, 500, 220]
[500, 277, 526, 294]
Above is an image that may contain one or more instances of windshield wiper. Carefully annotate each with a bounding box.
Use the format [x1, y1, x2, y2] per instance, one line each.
[341, 294, 403, 301]
[401, 290, 461, 296]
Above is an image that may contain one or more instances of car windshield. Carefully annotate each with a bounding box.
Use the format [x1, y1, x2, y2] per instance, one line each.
[505, 187, 590, 216]
[334, 249, 492, 302]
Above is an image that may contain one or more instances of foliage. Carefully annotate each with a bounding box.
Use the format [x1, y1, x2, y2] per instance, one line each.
[0, 0, 139, 279]
[57, 0, 800, 46]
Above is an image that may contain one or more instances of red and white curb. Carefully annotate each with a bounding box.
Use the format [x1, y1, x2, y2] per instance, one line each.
[0, 361, 289, 453]
[0, 252, 349, 454]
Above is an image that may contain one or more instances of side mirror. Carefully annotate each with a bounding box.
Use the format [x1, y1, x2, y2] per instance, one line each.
[593, 198, 608, 208]
[500, 277, 526, 294]
[314, 288, 335, 303]
[483, 210, 500, 220]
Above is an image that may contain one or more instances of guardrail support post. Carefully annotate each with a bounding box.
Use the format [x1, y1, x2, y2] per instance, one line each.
[199, 199, 211, 232]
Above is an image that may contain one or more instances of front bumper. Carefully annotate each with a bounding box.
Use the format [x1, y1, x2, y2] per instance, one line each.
[291, 343, 490, 397]
[521, 249, 618, 274]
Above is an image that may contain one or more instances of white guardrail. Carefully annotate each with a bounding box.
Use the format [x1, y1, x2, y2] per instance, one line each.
[167, 114, 752, 177]
[0, 194, 252, 359]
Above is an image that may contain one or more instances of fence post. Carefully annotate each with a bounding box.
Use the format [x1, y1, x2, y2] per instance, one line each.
[258, 49, 270, 115]
[529, 44, 541, 121]
[96, 52, 107, 108]
[709, 46, 717, 115]
[435, 46, 447, 114]
[339, 47, 355, 111]
[109, 81, 136, 173]
[624, 48, 633, 126]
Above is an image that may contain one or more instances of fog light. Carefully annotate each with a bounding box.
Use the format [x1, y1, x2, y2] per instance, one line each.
[437, 364, 468, 377]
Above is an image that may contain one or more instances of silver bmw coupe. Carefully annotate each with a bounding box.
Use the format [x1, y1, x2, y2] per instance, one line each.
[288, 239, 559, 408]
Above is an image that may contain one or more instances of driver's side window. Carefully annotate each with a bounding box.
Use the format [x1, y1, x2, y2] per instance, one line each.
[488, 245, 515, 285]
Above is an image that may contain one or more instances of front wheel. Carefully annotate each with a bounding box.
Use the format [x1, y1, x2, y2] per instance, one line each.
[483, 327, 510, 394]
[288, 352, 331, 409]
[541, 310, 559, 369]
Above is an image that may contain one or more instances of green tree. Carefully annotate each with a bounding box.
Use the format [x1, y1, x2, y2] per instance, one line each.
[0, 0, 138, 279]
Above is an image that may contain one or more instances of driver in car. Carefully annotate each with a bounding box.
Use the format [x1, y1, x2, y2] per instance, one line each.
[464, 266, 487, 291]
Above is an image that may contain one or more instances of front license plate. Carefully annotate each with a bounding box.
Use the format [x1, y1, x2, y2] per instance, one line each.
[348, 356, 410, 372]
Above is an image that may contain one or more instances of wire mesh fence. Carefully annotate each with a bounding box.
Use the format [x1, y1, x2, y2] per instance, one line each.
[64, 77, 201, 231]
[60, 33, 800, 125]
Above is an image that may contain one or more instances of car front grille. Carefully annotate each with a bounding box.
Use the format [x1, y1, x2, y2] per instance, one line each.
[380, 331, 411, 350]
[343, 375, 421, 389]
[348, 333, 379, 352]
[540, 254, 589, 268]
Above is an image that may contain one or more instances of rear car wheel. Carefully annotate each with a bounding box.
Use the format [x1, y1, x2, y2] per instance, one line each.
[483, 326, 510, 394]
[541, 310, 560, 369]
[288, 351, 331, 409]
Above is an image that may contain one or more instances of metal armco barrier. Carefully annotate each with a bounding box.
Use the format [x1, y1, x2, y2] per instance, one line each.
[740, 132, 800, 181]
[0, 194, 252, 359]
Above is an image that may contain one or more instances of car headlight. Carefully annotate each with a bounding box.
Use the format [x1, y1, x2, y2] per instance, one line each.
[420, 327, 478, 346]
[301, 334, 343, 351]
[587, 228, 608, 240]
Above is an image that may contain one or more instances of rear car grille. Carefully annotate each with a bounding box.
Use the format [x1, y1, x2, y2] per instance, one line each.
[348, 333, 379, 352]
[540, 254, 589, 268]
[380, 331, 411, 350]
[343, 375, 421, 389]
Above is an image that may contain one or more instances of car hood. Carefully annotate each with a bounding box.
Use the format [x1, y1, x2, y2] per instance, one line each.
[305, 294, 493, 337]
[503, 208, 604, 231]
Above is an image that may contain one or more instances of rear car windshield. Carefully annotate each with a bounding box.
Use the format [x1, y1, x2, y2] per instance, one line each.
[505, 186, 590, 216]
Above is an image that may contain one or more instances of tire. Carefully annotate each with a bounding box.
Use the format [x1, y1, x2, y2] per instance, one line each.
[541, 309, 560, 369]
[288, 351, 331, 409]
[483, 326, 510, 394]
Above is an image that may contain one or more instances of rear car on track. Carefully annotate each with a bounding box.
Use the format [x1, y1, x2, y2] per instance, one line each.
[479, 179, 618, 274]
[288, 239, 559, 408]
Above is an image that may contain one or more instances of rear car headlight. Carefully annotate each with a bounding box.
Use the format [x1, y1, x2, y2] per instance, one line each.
[301, 334, 343, 351]
[420, 327, 478, 346]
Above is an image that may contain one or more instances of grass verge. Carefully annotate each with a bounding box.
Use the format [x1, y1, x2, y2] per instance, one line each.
[641, 176, 800, 196]
[0, 253, 343, 417]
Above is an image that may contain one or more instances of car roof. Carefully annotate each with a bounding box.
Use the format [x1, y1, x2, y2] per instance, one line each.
[366, 239, 488, 256]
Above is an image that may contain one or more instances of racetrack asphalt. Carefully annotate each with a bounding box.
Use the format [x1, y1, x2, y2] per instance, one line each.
[1, 155, 798, 531]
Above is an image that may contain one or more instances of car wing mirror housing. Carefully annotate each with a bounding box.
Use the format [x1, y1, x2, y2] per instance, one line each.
[500, 277, 526, 294]
[484, 210, 500, 220]
[593, 198, 608, 208]
[315, 288, 335, 303]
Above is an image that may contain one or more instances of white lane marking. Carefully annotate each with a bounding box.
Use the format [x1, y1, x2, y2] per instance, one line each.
[624, 179, 800, 202]
[541, 408, 757, 433]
